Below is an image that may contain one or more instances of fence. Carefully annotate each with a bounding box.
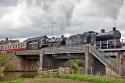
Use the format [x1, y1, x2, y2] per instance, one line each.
[38, 67, 83, 77]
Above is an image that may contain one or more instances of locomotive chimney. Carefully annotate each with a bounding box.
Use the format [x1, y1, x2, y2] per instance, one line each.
[61, 35, 64, 38]
[101, 29, 105, 33]
[6, 37, 8, 41]
[113, 27, 116, 31]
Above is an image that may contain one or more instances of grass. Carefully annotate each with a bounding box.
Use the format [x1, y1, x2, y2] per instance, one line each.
[0, 78, 91, 83]
[0, 56, 9, 62]
[0, 78, 32, 83]
[1, 74, 125, 83]
[0, 53, 11, 62]
[56, 74, 125, 83]
[24, 78, 90, 83]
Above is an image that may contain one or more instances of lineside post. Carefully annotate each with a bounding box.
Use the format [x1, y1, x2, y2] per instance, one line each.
[85, 44, 94, 74]
[38, 49, 44, 74]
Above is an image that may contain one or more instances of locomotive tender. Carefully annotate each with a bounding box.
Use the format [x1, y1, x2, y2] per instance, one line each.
[0, 27, 122, 51]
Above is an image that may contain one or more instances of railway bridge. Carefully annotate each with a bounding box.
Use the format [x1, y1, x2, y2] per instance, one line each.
[14, 44, 125, 76]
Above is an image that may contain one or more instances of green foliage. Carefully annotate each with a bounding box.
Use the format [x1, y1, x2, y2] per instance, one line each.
[0, 53, 15, 70]
[71, 59, 84, 71]
[4, 61, 15, 70]
[0, 54, 11, 62]
[2, 74, 125, 83]
[72, 63, 79, 71]
[74, 60, 84, 67]
[110, 58, 117, 64]
[0, 56, 8, 62]
[57, 74, 125, 83]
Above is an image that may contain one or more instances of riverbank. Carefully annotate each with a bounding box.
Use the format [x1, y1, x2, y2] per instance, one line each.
[0, 78, 91, 83]
[1, 74, 125, 83]
[0, 72, 37, 82]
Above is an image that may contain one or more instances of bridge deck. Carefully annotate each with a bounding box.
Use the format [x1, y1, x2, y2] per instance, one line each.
[16, 45, 89, 56]
[16, 50, 40, 56]
[16, 45, 125, 56]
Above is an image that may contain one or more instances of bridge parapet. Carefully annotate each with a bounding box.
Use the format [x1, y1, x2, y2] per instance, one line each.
[16, 50, 40, 56]
[44, 44, 90, 54]
[15, 44, 91, 56]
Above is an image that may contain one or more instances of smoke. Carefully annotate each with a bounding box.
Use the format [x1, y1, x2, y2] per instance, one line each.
[69, 0, 125, 33]
[19, 0, 75, 35]
[0, 0, 125, 38]
[28, 0, 124, 33]
[93, 0, 124, 19]
[46, 0, 75, 35]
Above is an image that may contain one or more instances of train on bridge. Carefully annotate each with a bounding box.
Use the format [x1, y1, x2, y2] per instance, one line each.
[0, 27, 122, 51]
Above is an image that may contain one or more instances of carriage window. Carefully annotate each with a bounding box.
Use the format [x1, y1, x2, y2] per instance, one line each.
[16, 44, 17, 48]
[17, 44, 19, 48]
[14, 44, 16, 48]
[18, 44, 20, 48]
[13, 45, 14, 48]
[22, 43, 25, 48]
[20, 44, 22, 48]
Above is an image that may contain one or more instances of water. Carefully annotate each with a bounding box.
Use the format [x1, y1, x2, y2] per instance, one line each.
[0, 72, 37, 82]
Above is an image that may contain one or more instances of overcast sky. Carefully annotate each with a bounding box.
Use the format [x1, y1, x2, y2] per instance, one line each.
[0, 0, 125, 40]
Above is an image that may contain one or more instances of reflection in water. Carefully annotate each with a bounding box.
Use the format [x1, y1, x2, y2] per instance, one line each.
[0, 72, 37, 82]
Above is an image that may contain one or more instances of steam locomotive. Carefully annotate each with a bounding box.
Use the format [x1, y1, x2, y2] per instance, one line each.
[25, 27, 121, 50]
[96, 27, 121, 48]
[0, 27, 122, 51]
[66, 27, 121, 49]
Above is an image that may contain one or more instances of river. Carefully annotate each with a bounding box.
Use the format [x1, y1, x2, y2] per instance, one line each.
[0, 72, 37, 82]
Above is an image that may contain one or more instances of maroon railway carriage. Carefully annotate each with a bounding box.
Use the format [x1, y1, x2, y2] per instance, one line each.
[0, 42, 27, 51]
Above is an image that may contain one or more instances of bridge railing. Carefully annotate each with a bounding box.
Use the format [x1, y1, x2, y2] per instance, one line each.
[44, 44, 89, 54]
[90, 45, 120, 75]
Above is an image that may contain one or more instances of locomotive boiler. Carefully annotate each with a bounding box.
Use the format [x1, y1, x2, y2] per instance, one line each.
[96, 27, 121, 41]
[96, 27, 121, 48]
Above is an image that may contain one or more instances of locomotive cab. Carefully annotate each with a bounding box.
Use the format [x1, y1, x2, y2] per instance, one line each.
[40, 39, 49, 48]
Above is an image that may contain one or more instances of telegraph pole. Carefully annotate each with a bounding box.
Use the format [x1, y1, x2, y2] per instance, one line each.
[52, 23, 55, 37]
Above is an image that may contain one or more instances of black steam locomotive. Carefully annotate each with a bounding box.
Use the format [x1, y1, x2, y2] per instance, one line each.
[25, 27, 121, 50]
[96, 27, 121, 48]
[66, 27, 121, 48]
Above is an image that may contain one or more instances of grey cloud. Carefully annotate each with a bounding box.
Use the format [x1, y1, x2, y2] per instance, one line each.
[0, 0, 18, 6]
[0, 0, 125, 39]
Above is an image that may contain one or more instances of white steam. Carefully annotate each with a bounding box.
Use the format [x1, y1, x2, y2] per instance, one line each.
[0, 0, 125, 38]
